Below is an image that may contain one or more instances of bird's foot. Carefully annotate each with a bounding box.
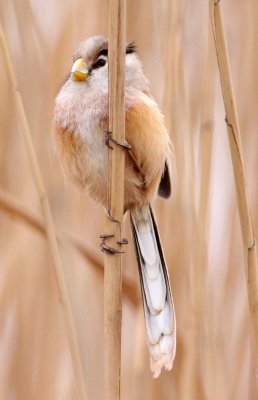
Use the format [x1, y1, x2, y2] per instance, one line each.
[104, 130, 132, 150]
[99, 233, 128, 254]
[104, 207, 119, 223]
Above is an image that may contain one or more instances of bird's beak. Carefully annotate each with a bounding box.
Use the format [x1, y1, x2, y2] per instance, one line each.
[71, 58, 89, 81]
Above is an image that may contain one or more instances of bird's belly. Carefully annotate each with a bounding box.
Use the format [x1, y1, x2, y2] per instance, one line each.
[83, 126, 108, 203]
[59, 118, 108, 205]
[57, 118, 157, 210]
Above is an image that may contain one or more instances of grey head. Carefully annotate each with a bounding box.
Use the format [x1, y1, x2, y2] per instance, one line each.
[69, 35, 149, 98]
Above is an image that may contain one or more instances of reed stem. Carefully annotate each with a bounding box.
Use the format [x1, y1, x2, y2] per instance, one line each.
[210, 0, 258, 368]
[104, 1, 126, 399]
[0, 22, 87, 400]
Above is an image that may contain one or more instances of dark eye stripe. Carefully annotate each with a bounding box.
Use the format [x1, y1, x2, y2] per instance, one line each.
[92, 57, 106, 69]
[126, 42, 136, 54]
[96, 42, 136, 59]
[98, 48, 108, 57]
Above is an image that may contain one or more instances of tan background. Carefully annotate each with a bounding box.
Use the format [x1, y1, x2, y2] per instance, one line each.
[0, 1, 258, 399]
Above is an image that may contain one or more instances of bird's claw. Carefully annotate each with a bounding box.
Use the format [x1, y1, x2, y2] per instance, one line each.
[104, 207, 120, 223]
[99, 233, 128, 254]
[104, 130, 132, 150]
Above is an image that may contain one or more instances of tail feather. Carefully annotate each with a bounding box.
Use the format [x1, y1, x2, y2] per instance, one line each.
[130, 206, 176, 378]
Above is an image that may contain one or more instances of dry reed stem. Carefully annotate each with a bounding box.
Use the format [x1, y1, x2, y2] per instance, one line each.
[104, 1, 126, 399]
[197, 21, 216, 399]
[171, 3, 199, 397]
[0, 23, 87, 400]
[210, 0, 258, 367]
[0, 189, 139, 305]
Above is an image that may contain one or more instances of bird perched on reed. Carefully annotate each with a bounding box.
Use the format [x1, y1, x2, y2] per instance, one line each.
[53, 35, 176, 378]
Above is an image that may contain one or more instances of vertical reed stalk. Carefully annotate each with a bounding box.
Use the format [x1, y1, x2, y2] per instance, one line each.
[0, 23, 87, 400]
[209, 0, 258, 367]
[104, 1, 126, 399]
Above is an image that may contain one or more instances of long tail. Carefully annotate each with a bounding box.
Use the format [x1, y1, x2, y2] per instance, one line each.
[130, 206, 176, 378]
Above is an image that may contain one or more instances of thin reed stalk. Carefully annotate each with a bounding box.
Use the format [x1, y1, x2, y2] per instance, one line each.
[104, 1, 126, 399]
[195, 20, 217, 399]
[209, 0, 258, 367]
[0, 23, 87, 400]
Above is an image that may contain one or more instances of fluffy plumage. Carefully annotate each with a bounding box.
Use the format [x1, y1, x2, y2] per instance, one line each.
[53, 35, 176, 377]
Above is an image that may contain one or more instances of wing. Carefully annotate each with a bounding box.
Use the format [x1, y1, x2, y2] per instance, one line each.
[158, 161, 171, 199]
[125, 93, 172, 202]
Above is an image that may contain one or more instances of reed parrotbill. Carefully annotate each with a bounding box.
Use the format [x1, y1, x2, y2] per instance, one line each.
[53, 35, 176, 378]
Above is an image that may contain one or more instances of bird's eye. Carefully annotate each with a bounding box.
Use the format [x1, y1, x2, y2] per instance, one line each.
[93, 58, 106, 69]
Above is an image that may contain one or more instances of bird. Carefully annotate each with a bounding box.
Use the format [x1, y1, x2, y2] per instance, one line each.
[53, 35, 176, 378]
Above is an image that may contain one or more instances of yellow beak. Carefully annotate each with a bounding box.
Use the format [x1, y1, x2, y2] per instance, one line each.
[71, 58, 89, 81]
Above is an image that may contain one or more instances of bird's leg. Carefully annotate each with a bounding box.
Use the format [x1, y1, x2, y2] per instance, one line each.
[104, 206, 119, 223]
[100, 233, 121, 254]
[104, 130, 132, 150]
[117, 238, 128, 246]
[101, 131, 130, 254]
[99, 233, 128, 254]
[99, 209, 129, 254]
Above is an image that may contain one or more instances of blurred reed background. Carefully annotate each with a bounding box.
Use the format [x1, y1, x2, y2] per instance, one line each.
[0, 1, 257, 399]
